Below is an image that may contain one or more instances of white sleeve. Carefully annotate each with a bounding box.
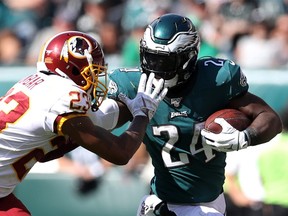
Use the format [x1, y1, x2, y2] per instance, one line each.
[87, 98, 119, 130]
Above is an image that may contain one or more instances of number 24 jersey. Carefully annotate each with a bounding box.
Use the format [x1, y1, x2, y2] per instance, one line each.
[108, 57, 249, 203]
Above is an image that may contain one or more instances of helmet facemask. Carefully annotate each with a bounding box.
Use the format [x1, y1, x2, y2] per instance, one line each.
[82, 49, 108, 110]
[140, 46, 198, 88]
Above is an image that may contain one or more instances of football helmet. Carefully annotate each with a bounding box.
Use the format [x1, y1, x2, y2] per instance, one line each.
[37, 31, 108, 108]
[140, 13, 200, 89]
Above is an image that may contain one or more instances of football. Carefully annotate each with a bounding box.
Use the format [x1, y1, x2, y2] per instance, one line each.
[205, 109, 251, 134]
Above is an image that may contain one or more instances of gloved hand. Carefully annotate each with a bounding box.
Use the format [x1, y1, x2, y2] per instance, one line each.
[136, 194, 176, 216]
[201, 118, 250, 152]
[118, 73, 168, 120]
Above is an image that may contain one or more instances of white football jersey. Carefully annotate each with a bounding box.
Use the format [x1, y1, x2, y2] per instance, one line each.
[0, 72, 90, 197]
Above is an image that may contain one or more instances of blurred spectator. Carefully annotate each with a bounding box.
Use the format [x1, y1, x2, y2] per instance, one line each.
[0, 0, 287, 68]
[224, 145, 266, 216]
[0, 0, 43, 48]
[0, 29, 23, 65]
[257, 0, 288, 22]
[58, 147, 112, 195]
[269, 14, 288, 68]
[76, 0, 124, 33]
[233, 21, 283, 69]
[173, 0, 207, 27]
[219, 0, 259, 21]
[99, 22, 122, 70]
[121, 0, 171, 32]
[216, 0, 258, 57]
[258, 106, 288, 216]
[25, 6, 77, 65]
[120, 26, 144, 67]
[76, 0, 108, 33]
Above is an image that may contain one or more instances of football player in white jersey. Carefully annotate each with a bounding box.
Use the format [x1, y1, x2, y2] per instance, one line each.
[0, 31, 167, 215]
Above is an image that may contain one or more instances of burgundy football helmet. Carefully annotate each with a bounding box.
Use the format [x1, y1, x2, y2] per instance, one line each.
[37, 31, 107, 108]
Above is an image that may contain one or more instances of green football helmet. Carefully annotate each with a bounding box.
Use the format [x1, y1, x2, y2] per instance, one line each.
[140, 13, 200, 89]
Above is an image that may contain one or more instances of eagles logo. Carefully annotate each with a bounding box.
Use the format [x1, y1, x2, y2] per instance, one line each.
[108, 80, 118, 94]
[239, 69, 248, 87]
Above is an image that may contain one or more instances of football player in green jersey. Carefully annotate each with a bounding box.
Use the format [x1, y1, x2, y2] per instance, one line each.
[99, 14, 282, 215]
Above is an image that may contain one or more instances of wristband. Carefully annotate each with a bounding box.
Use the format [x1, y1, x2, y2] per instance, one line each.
[243, 127, 257, 146]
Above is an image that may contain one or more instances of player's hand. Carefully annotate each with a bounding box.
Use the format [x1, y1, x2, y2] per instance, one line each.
[201, 118, 250, 152]
[118, 73, 168, 120]
[136, 194, 176, 216]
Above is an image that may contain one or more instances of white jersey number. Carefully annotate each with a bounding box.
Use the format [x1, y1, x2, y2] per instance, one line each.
[152, 124, 215, 168]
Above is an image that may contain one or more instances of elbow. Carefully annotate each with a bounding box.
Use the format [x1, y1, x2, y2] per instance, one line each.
[107, 149, 133, 165]
[112, 155, 131, 166]
[275, 113, 283, 134]
[278, 120, 284, 134]
[118, 151, 135, 165]
[265, 111, 283, 135]
[114, 160, 129, 166]
[268, 115, 283, 139]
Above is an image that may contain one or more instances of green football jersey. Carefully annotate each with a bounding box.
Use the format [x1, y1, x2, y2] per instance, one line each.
[108, 57, 249, 203]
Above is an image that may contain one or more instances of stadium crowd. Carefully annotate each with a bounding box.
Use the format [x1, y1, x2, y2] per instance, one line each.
[1, 0, 288, 69]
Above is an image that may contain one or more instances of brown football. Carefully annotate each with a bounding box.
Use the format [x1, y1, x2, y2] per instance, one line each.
[205, 109, 251, 134]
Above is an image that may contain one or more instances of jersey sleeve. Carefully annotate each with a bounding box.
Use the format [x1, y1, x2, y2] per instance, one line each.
[44, 85, 90, 135]
[224, 59, 249, 98]
[87, 98, 119, 130]
[107, 68, 141, 100]
[197, 57, 249, 100]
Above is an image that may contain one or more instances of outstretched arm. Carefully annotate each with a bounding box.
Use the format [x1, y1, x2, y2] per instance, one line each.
[61, 73, 167, 164]
[62, 115, 148, 165]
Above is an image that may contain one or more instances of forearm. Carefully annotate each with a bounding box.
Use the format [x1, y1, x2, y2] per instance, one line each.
[246, 111, 282, 146]
[85, 116, 148, 165]
[118, 116, 149, 162]
[62, 117, 147, 165]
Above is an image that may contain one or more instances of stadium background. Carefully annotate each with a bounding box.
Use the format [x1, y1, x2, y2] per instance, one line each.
[1, 0, 288, 215]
